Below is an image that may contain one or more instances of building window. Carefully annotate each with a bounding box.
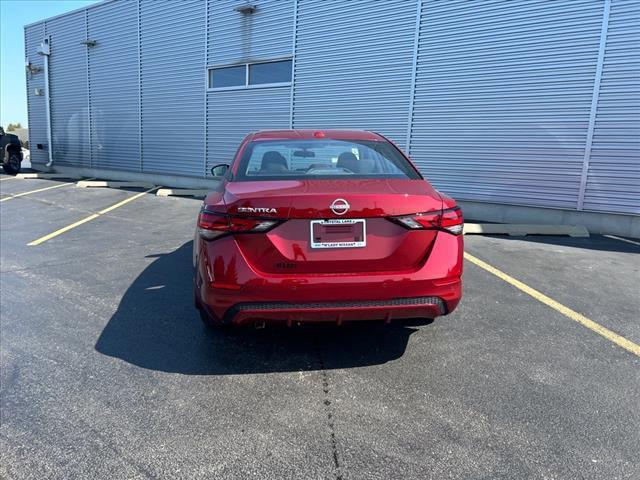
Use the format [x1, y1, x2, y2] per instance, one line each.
[208, 59, 292, 90]
[249, 60, 292, 85]
[209, 65, 245, 88]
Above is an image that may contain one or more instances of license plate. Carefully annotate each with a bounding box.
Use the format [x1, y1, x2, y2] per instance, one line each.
[310, 219, 366, 249]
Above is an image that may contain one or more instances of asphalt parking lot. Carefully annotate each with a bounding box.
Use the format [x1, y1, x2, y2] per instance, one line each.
[1, 174, 639, 480]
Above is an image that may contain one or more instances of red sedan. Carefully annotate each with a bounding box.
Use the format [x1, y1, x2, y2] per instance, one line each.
[194, 130, 463, 327]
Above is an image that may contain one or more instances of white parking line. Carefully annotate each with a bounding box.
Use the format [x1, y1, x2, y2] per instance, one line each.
[604, 235, 640, 247]
[0, 182, 72, 202]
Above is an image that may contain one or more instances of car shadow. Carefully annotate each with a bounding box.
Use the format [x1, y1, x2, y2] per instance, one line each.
[95, 241, 427, 375]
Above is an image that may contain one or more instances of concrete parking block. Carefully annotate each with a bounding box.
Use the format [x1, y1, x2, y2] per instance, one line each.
[156, 188, 210, 197]
[76, 180, 156, 189]
[16, 173, 82, 180]
[464, 223, 589, 237]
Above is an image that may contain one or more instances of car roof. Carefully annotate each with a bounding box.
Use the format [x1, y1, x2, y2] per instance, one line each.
[250, 129, 385, 141]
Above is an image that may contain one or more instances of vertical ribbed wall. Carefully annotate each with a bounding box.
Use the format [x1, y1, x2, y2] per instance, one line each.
[205, 0, 294, 175]
[139, 0, 205, 176]
[584, 0, 640, 214]
[292, 0, 416, 146]
[208, 0, 293, 64]
[206, 89, 291, 173]
[23, 0, 640, 216]
[24, 23, 48, 166]
[47, 11, 90, 167]
[87, 0, 140, 171]
[410, 0, 603, 209]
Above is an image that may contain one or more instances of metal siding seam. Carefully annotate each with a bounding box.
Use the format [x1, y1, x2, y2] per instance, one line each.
[581, 0, 639, 215]
[577, 0, 611, 211]
[410, 0, 603, 209]
[44, 22, 51, 167]
[23, 25, 29, 145]
[289, 0, 298, 129]
[137, 0, 142, 172]
[85, 9, 92, 168]
[204, 0, 208, 177]
[406, 0, 422, 153]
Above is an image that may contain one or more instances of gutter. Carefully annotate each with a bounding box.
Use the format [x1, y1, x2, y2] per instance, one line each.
[37, 37, 54, 168]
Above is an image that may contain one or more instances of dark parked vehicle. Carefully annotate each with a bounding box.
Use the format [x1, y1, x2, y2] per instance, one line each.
[0, 127, 23, 175]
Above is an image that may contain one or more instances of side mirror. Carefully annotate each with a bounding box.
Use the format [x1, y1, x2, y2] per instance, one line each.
[210, 163, 229, 177]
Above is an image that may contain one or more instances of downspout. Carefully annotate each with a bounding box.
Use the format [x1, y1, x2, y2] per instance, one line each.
[37, 37, 53, 168]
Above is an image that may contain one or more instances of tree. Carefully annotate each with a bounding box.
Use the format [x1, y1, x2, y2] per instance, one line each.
[7, 123, 22, 131]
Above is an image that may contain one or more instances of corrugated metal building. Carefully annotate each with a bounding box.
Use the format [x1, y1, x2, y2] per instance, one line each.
[24, 0, 639, 231]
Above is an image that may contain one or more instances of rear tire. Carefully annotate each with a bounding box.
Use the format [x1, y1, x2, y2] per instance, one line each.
[198, 307, 231, 331]
[2, 151, 21, 175]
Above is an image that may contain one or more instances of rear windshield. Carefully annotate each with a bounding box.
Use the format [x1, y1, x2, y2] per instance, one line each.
[235, 139, 421, 180]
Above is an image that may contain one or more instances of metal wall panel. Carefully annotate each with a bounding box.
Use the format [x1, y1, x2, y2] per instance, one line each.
[207, 0, 293, 64]
[206, 88, 291, 173]
[410, 0, 603, 209]
[205, 0, 293, 175]
[584, 0, 640, 214]
[87, 0, 140, 171]
[292, 0, 416, 146]
[140, 0, 205, 176]
[47, 11, 90, 167]
[24, 23, 48, 166]
[23, 0, 639, 217]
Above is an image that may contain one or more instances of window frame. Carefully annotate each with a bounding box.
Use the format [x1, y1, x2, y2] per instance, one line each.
[207, 57, 293, 91]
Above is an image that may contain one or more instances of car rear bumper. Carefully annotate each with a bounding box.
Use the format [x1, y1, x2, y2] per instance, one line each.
[195, 231, 463, 325]
[221, 296, 447, 325]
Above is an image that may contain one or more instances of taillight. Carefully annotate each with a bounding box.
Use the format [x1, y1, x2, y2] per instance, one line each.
[198, 211, 229, 240]
[198, 209, 281, 240]
[439, 207, 464, 235]
[389, 206, 463, 235]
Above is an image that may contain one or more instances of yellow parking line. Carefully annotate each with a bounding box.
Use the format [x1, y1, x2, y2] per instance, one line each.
[464, 252, 640, 358]
[96, 187, 158, 214]
[28, 186, 159, 246]
[0, 182, 72, 202]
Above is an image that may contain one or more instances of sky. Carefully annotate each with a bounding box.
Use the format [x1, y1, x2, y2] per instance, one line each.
[1, 0, 100, 128]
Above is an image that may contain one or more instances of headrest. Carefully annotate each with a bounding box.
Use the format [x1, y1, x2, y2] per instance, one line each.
[261, 151, 287, 171]
[337, 152, 359, 173]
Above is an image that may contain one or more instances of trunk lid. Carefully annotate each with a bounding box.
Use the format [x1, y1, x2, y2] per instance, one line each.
[223, 179, 444, 274]
[223, 179, 442, 218]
